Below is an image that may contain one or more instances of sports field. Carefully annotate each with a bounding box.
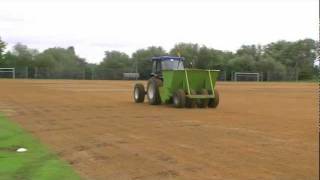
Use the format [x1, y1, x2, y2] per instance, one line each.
[0, 79, 318, 179]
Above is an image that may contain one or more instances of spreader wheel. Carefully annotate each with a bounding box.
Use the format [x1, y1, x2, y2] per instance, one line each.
[208, 89, 219, 108]
[185, 89, 197, 108]
[198, 89, 209, 108]
[133, 83, 145, 103]
[173, 89, 186, 108]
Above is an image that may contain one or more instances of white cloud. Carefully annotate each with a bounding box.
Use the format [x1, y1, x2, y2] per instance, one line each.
[0, 0, 318, 63]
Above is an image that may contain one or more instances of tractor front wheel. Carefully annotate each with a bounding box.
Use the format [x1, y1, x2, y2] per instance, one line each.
[173, 89, 186, 108]
[208, 89, 220, 108]
[133, 83, 145, 103]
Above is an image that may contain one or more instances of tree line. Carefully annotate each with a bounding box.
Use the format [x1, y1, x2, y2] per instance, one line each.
[0, 36, 318, 80]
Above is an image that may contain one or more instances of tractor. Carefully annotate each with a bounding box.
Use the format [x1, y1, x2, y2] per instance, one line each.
[133, 56, 220, 108]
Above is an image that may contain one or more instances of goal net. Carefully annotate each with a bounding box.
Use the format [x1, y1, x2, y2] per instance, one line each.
[234, 72, 260, 81]
[0, 68, 15, 79]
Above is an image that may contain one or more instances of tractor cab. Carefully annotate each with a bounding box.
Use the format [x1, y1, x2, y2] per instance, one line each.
[151, 56, 184, 78]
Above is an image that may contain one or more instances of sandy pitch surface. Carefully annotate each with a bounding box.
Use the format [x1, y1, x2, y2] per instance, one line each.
[0, 80, 318, 180]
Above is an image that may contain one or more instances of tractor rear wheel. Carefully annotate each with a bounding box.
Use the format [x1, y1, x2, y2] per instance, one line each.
[198, 89, 209, 108]
[147, 77, 162, 105]
[133, 83, 145, 103]
[208, 89, 219, 108]
[173, 89, 186, 108]
[185, 89, 197, 108]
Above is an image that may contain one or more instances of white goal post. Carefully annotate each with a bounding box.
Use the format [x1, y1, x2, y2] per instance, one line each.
[234, 72, 260, 81]
[0, 68, 15, 79]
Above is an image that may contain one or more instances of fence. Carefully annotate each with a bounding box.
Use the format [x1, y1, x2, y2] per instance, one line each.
[4, 67, 137, 80]
[219, 70, 315, 81]
[0, 67, 317, 81]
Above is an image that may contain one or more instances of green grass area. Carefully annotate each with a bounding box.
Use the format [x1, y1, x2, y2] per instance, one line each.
[0, 114, 82, 180]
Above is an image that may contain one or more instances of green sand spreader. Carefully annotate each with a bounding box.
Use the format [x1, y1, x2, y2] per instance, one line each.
[133, 56, 220, 108]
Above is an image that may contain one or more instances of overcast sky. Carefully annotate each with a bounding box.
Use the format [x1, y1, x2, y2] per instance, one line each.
[0, 0, 318, 63]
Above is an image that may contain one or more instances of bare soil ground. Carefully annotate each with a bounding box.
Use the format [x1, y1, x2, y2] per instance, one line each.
[0, 79, 318, 180]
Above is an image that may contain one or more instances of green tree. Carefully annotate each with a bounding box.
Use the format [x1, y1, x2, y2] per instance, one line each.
[132, 46, 167, 79]
[0, 37, 6, 63]
[227, 55, 256, 72]
[98, 51, 130, 79]
[34, 47, 87, 78]
[197, 46, 227, 70]
[236, 45, 262, 62]
[264, 39, 317, 80]
[11, 43, 38, 68]
[100, 51, 130, 69]
[170, 43, 199, 67]
[34, 52, 55, 69]
[1, 52, 17, 67]
[256, 56, 286, 80]
[0, 38, 317, 80]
